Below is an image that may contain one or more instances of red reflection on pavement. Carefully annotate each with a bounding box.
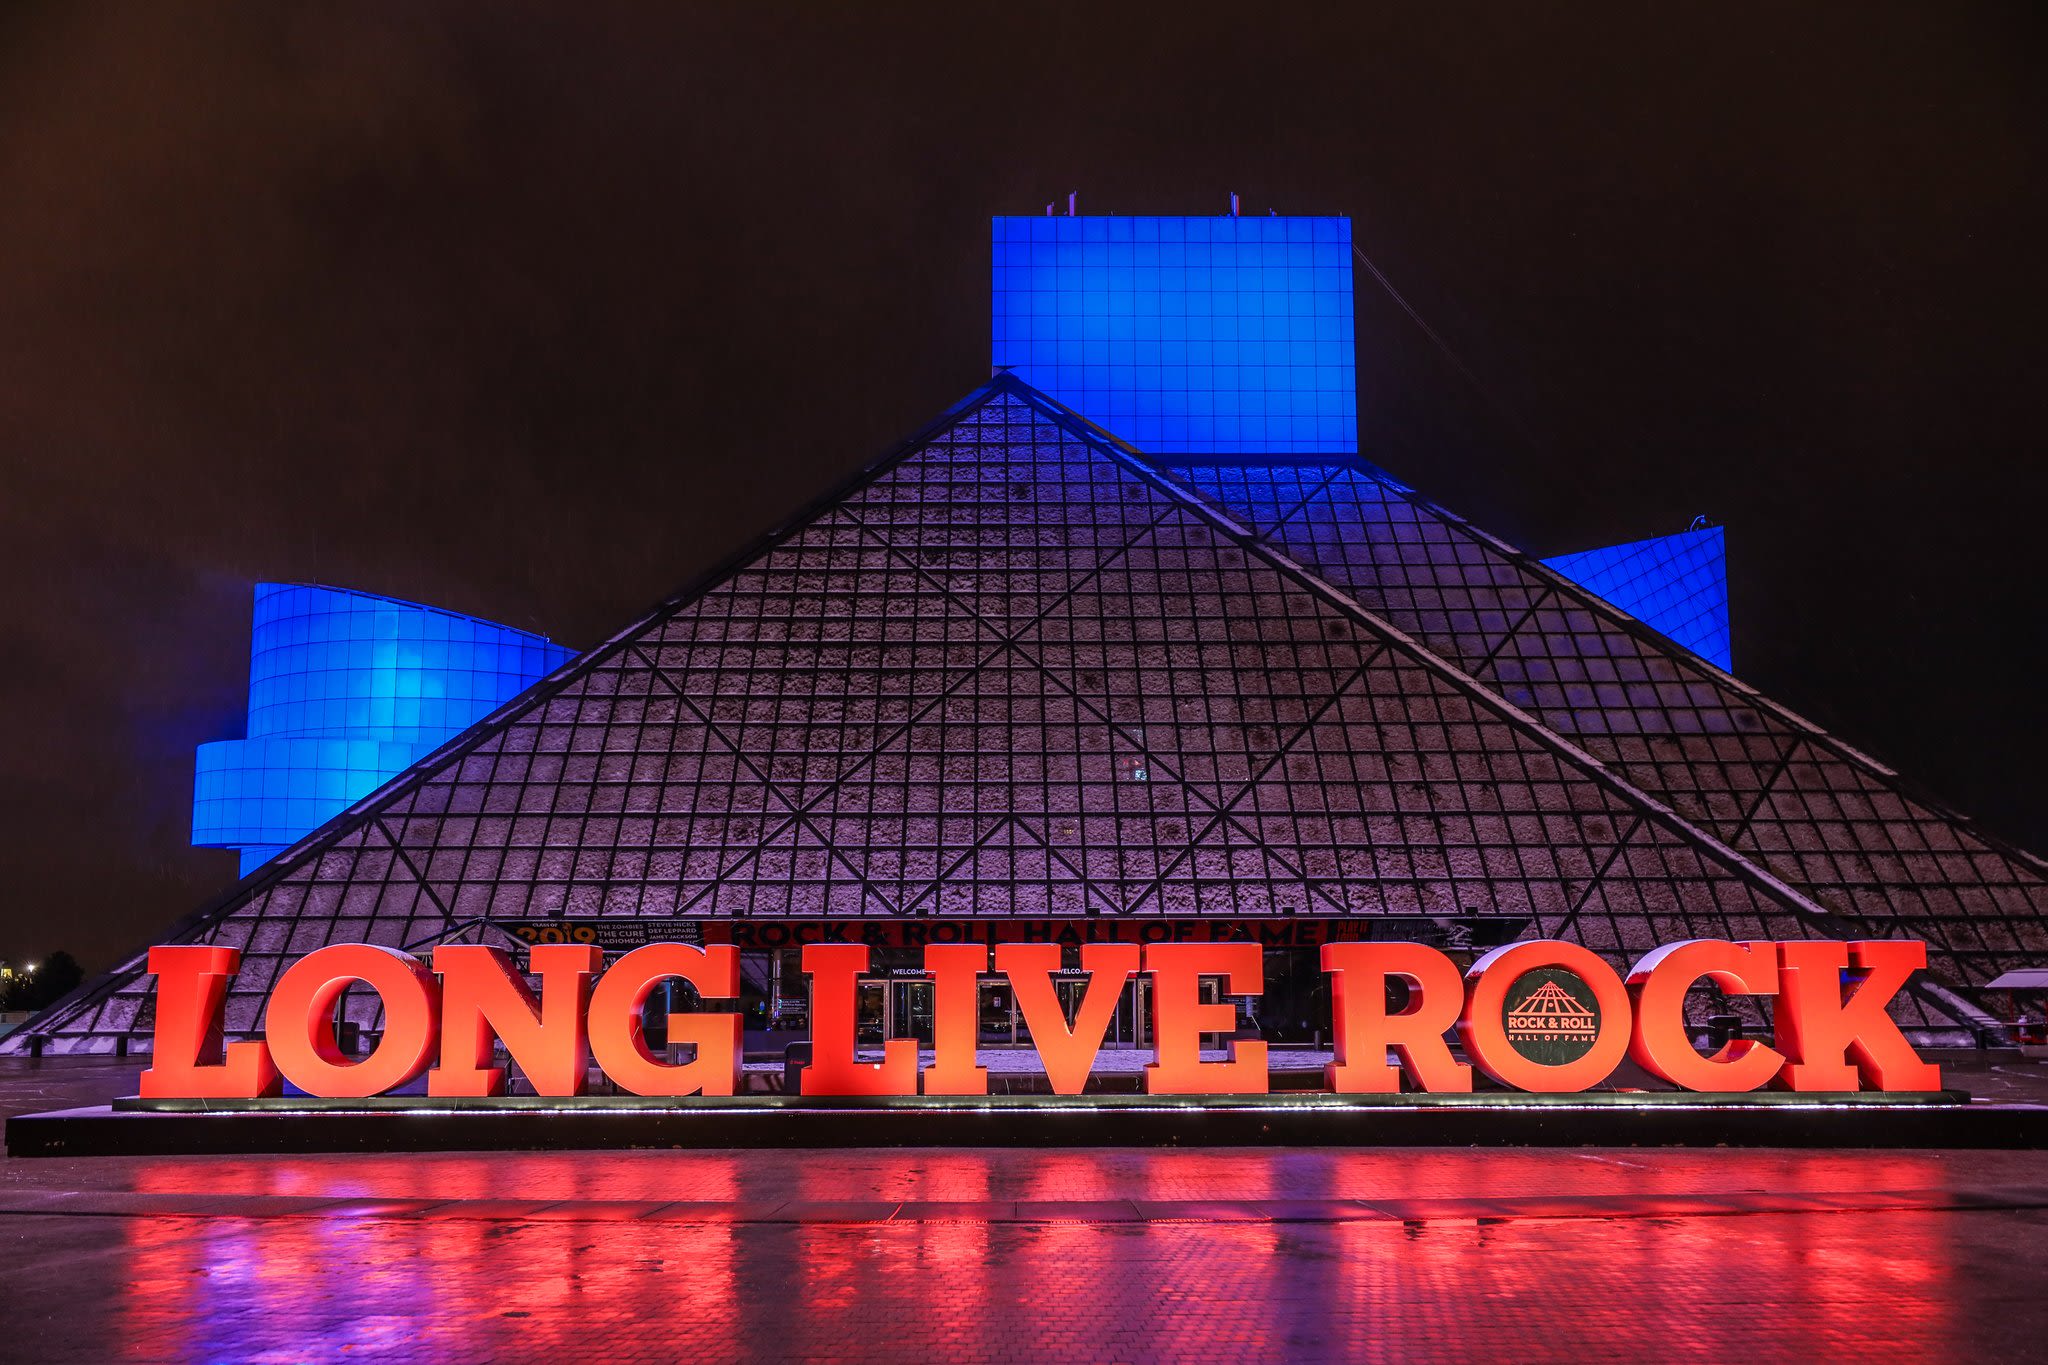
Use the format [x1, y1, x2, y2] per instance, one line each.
[104, 1195, 1974, 1361]
[129, 1150, 749, 1204]
[120, 1147, 1962, 1206]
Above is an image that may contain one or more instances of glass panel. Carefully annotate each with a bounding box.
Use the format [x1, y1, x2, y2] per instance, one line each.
[1110, 978, 1150, 1050]
[855, 980, 886, 1046]
[977, 981, 1015, 1046]
[891, 980, 935, 1047]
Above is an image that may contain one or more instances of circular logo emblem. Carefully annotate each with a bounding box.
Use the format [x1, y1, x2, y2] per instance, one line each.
[1501, 967, 1603, 1066]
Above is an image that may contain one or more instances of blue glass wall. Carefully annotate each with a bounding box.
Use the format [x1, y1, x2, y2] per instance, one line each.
[1543, 527, 1732, 671]
[193, 584, 574, 875]
[992, 215, 1357, 454]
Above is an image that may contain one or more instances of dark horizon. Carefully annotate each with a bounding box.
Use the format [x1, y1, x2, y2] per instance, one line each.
[2, 3, 2043, 969]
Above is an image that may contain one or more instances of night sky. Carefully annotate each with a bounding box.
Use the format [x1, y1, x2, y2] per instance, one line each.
[2, 4, 2042, 970]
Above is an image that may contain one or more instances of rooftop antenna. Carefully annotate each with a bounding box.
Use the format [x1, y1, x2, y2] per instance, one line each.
[1687, 514, 1712, 532]
[1067, 191, 1077, 216]
[1230, 191, 1240, 217]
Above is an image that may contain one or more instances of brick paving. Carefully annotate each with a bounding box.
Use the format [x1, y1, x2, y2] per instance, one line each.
[2, 1058, 2047, 1361]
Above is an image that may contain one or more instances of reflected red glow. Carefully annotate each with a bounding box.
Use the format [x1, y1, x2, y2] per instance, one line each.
[106, 1188, 1967, 1360]
[114, 1147, 1979, 1207]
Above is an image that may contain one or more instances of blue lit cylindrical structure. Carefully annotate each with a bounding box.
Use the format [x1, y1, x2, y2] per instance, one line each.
[192, 583, 573, 875]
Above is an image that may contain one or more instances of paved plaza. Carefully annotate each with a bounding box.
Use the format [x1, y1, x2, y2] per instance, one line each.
[4, 1058, 2048, 1361]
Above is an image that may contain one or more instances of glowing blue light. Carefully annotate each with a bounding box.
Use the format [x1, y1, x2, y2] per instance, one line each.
[192, 584, 573, 872]
[1543, 527, 1732, 670]
[992, 215, 1357, 454]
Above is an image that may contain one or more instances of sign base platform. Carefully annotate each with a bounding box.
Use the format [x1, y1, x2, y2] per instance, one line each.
[11, 1091, 2047, 1156]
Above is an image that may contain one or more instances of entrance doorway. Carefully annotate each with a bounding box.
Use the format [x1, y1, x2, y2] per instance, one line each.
[979, 981, 1017, 1046]
[1114, 977, 1151, 1049]
[1039, 975, 1154, 1050]
[856, 976, 935, 1047]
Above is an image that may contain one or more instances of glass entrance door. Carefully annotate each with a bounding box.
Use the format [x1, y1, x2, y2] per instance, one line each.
[888, 978, 935, 1047]
[1052, 976, 1089, 1036]
[856, 977, 936, 1047]
[1111, 978, 1151, 1049]
[1037, 975, 1153, 1049]
[855, 978, 887, 1046]
[978, 981, 1016, 1046]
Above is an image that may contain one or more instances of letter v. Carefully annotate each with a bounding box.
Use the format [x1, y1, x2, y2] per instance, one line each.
[996, 943, 1140, 1095]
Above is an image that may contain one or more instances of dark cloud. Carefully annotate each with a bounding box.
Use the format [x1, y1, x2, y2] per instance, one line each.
[1, 2, 2043, 966]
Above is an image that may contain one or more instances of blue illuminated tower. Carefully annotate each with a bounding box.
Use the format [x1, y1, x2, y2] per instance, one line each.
[992, 215, 1357, 454]
[191, 584, 574, 875]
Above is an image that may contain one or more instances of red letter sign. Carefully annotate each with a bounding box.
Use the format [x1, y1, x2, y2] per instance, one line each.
[997, 943, 1137, 1096]
[1627, 940, 1784, 1092]
[1322, 941, 1471, 1093]
[137, 932, 1947, 1103]
[1145, 943, 1268, 1095]
[586, 943, 742, 1096]
[921, 944, 989, 1095]
[265, 945, 439, 1098]
[799, 943, 917, 1096]
[1773, 940, 1941, 1092]
[140, 945, 280, 1099]
[1459, 941, 1631, 1093]
[431, 944, 602, 1098]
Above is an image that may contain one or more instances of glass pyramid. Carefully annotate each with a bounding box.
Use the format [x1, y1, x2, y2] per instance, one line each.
[13, 377, 2041, 1052]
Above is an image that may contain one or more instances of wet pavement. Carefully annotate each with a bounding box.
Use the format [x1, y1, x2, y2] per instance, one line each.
[4, 1058, 2048, 1361]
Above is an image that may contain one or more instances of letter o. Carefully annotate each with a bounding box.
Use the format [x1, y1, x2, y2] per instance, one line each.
[1459, 941, 1631, 1093]
[265, 945, 439, 1098]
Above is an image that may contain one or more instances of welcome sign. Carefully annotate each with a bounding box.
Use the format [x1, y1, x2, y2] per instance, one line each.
[138, 938, 1943, 1102]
